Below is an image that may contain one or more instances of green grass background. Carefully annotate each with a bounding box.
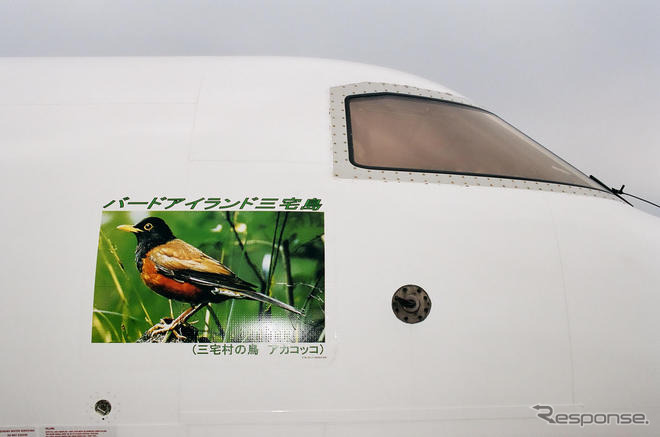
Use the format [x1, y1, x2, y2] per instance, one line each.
[92, 210, 325, 343]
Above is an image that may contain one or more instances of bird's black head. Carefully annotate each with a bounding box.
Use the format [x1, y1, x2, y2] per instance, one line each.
[117, 217, 176, 253]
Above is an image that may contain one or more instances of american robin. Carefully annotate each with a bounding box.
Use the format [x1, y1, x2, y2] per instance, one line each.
[117, 217, 301, 339]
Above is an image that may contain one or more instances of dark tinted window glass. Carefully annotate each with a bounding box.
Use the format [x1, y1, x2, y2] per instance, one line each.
[347, 94, 601, 190]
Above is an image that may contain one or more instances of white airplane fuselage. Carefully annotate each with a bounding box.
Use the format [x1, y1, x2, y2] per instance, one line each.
[0, 57, 658, 436]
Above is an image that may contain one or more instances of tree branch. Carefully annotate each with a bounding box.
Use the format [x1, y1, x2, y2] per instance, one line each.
[282, 239, 295, 307]
[225, 211, 265, 291]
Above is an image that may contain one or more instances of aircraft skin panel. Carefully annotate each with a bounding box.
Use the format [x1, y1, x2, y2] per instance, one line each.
[549, 194, 660, 408]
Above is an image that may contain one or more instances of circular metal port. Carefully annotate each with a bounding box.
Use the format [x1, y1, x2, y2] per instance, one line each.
[94, 399, 112, 417]
[392, 284, 431, 324]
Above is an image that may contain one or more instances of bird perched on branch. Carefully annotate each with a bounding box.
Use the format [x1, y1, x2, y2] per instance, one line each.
[117, 217, 301, 339]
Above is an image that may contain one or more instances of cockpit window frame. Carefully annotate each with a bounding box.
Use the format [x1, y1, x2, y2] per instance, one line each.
[330, 82, 619, 202]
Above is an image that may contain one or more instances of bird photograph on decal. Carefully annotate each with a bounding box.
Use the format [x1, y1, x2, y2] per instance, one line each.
[92, 211, 325, 343]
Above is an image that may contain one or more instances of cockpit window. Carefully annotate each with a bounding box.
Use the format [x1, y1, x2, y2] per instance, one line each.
[346, 94, 602, 190]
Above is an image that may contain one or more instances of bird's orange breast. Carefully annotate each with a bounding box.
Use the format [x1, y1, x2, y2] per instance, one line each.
[140, 257, 206, 303]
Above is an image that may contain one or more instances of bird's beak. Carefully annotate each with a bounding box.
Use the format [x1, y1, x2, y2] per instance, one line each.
[117, 224, 142, 233]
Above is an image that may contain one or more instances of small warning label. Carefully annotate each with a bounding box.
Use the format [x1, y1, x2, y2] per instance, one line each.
[44, 428, 114, 437]
[1, 427, 114, 437]
[0, 429, 38, 437]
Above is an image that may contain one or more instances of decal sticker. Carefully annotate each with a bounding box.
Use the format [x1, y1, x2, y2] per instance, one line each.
[43, 427, 115, 437]
[0, 428, 39, 437]
[0, 428, 114, 437]
[92, 205, 325, 351]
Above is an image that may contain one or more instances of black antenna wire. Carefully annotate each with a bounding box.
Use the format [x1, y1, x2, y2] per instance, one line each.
[613, 185, 660, 209]
[589, 176, 660, 210]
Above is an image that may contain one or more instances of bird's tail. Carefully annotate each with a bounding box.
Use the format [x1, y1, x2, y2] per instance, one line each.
[214, 287, 302, 315]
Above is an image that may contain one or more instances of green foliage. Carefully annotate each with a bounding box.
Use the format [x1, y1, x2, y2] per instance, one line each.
[92, 211, 325, 343]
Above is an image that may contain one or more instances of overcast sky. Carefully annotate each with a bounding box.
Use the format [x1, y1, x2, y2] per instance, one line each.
[1, 0, 658, 214]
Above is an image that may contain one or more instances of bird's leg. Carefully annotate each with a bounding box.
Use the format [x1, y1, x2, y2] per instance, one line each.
[147, 304, 204, 340]
[172, 303, 207, 333]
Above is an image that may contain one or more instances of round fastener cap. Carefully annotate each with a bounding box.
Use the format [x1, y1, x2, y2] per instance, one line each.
[391, 284, 431, 324]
